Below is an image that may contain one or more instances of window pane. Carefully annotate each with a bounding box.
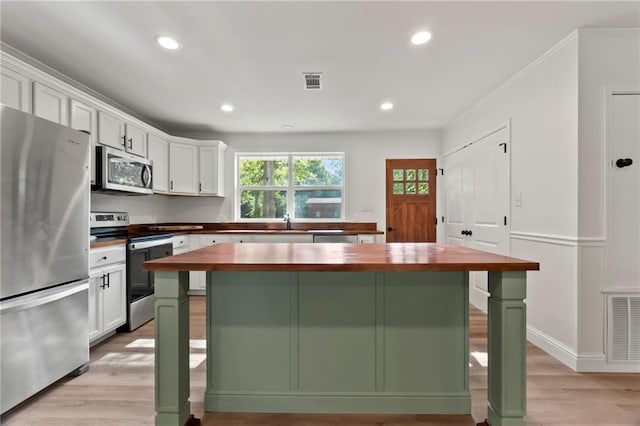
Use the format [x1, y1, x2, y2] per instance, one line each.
[239, 157, 288, 186]
[294, 190, 342, 219]
[405, 182, 416, 194]
[393, 169, 403, 181]
[418, 182, 429, 194]
[293, 156, 343, 185]
[240, 190, 287, 219]
[405, 169, 416, 180]
[393, 183, 404, 194]
[418, 169, 429, 181]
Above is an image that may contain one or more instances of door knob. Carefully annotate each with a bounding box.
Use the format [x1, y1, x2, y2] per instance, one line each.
[461, 230, 467, 236]
[616, 158, 633, 168]
[387, 227, 394, 232]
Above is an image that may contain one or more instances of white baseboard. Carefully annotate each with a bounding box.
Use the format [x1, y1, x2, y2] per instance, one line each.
[526, 325, 640, 373]
[576, 354, 640, 373]
[526, 325, 578, 370]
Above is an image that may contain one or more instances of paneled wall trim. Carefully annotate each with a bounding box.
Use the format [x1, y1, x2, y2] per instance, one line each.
[510, 232, 605, 247]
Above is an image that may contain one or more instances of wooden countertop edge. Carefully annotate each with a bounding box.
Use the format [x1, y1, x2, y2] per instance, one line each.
[90, 238, 128, 249]
[144, 262, 539, 272]
[192, 230, 384, 235]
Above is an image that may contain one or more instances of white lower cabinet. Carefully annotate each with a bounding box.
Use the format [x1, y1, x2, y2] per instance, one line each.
[89, 245, 126, 345]
[357, 234, 377, 244]
[252, 234, 312, 243]
[188, 234, 248, 293]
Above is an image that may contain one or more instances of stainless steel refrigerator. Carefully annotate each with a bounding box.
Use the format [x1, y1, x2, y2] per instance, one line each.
[0, 105, 91, 413]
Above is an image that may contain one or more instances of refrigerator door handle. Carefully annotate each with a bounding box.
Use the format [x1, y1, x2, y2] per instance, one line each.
[0, 281, 89, 314]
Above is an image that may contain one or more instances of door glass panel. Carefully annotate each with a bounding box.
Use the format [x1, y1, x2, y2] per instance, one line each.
[418, 169, 429, 181]
[393, 169, 404, 181]
[405, 169, 416, 180]
[393, 183, 404, 194]
[418, 182, 429, 194]
[405, 182, 416, 194]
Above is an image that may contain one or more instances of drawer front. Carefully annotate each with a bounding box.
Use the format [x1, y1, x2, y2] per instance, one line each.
[172, 235, 189, 249]
[90, 245, 126, 269]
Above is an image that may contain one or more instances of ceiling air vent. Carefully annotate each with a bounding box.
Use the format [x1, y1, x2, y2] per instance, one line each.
[303, 73, 322, 90]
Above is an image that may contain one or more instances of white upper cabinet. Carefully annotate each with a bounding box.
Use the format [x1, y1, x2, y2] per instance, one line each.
[147, 134, 169, 193]
[198, 141, 227, 196]
[2, 51, 228, 198]
[32, 82, 68, 124]
[124, 123, 147, 157]
[97, 110, 125, 150]
[97, 110, 147, 157]
[1, 67, 30, 112]
[69, 99, 98, 184]
[169, 142, 198, 195]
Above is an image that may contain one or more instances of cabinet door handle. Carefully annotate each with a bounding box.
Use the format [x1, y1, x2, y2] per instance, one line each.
[199, 182, 202, 192]
[106, 272, 111, 288]
[170, 180, 174, 190]
[121, 135, 126, 146]
[100, 274, 107, 289]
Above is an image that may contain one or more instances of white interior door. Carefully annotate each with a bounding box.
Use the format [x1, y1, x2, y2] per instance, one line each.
[444, 126, 510, 310]
[607, 93, 640, 291]
[444, 151, 467, 246]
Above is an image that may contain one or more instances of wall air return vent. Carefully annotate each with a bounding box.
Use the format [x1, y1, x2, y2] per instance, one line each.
[607, 294, 640, 362]
[303, 73, 322, 90]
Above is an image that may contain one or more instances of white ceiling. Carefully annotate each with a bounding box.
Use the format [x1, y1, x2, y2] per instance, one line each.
[1, 1, 639, 134]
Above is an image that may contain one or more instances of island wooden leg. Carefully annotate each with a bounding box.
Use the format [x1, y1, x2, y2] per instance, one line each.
[154, 271, 197, 426]
[486, 271, 527, 426]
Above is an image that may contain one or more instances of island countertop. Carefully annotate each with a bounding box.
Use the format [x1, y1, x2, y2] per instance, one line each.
[144, 242, 539, 272]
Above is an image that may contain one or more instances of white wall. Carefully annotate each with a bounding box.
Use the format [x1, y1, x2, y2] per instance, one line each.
[91, 193, 173, 224]
[178, 129, 441, 232]
[576, 29, 640, 368]
[442, 32, 581, 362]
[442, 29, 640, 372]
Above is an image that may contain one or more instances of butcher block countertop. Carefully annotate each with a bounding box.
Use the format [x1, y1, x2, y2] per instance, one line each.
[90, 238, 127, 249]
[144, 242, 539, 272]
[128, 222, 384, 236]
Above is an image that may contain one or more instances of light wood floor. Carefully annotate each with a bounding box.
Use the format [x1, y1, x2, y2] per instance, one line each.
[2, 297, 639, 425]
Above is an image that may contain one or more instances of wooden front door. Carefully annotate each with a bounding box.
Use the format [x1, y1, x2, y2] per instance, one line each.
[385, 159, 437, 242]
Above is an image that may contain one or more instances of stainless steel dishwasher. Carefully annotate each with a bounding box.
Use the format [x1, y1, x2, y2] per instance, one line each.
[312, 233, 358, 243]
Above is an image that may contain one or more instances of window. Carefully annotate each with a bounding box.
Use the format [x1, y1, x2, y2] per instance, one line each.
[236, 153, 345, 220]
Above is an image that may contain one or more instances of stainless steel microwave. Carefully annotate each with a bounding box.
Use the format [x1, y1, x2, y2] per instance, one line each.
[93, 146, 153, 195]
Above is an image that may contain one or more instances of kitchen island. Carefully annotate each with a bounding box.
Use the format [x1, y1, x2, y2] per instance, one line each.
[145, 243, 539, 426]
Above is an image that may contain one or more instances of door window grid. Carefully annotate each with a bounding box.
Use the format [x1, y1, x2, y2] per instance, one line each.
[392, 168, 430, 195]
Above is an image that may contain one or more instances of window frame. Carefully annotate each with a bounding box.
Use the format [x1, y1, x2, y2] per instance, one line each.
[235, 152, 346, 221]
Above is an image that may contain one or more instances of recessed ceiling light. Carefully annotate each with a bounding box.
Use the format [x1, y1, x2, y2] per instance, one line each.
[155, 35, 182, 50]
[220, 104, 234, 112]
[380, 102, 394, 111]
[281, 124, 294, 129]
[411, 31, 432, 46]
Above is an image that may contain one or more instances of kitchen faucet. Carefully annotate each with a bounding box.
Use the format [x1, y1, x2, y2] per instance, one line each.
[283, 213, 291, 230]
